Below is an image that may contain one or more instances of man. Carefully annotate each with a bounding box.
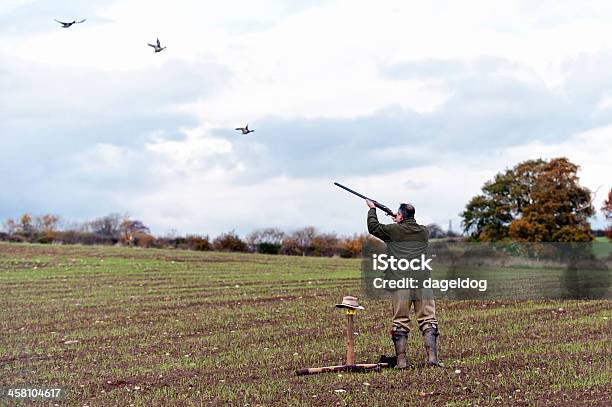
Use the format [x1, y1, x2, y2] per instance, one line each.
[366, 200, 442, 369]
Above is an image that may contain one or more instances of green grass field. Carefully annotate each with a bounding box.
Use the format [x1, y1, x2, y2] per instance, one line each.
[1, 242, 610, 406]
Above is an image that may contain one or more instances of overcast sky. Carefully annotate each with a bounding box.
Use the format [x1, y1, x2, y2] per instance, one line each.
[1, 0, 611, 236]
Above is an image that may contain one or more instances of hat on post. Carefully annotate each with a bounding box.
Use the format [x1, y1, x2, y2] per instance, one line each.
[335, 296, 365, 310]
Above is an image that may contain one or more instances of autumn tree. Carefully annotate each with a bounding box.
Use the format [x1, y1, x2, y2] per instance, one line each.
[281, 227, 317, 256]
[461, 157, 594, 242]
[88, 214, 122, 244]
[35, 214, 61, 242]
[35, 214, 60, 232]
[120, 217, 151, 246]
[183, 235, 211, 251]
[280, 227, 339, 256]
[311, 232, 339, 257]
[19, 214, 34, 238]
[338, 234, 364, 258]
[338, 234, 385, 258]
[213, 231, 248, 252]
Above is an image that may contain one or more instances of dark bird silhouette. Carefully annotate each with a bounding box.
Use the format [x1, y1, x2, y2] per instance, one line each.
[148, 38, 166, 53]
[235, 124, 255, 135]
[54, 19, 86, 28]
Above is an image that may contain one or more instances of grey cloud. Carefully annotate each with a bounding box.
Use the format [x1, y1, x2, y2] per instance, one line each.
[2, 50, 612, 232]
[380, 54, 610, 147]
[203, 53, 612, 182]
[1, 56, 229, 133]
[0, 54, 232, 222]
[218, 111, 426, 181]
[1, 55, 230, 151]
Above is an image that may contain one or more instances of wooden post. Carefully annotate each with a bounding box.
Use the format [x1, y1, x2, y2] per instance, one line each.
[296, 301, 392, 376]
[345, 309, 355, 365]
[296, 363, 387, 376]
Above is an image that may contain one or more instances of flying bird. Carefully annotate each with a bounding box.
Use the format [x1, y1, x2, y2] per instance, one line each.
[235, 124, 255, 135]
[54, 19, 86, 28]
[148, 38, 166, 53]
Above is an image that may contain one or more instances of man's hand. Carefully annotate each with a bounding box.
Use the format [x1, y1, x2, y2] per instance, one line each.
[366, 199, 375, 209]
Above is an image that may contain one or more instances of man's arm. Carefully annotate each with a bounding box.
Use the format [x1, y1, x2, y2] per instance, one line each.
[366, 201, 392, 241]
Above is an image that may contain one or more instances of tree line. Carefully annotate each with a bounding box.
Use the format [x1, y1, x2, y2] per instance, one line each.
[0, 213, 458, 257]
[1, 157, 609, 254]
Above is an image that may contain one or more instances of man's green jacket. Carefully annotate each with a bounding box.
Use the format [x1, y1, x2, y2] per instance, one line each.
[367, 208, 429, 282]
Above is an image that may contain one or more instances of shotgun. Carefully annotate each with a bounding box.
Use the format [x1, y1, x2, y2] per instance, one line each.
[334, 182, 396, 217]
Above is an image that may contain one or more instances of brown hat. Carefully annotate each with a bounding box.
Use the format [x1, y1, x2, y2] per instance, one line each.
[335, 296, 364, 310]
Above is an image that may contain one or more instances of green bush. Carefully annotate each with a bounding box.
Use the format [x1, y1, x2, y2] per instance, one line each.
[257, 242, 281, 255]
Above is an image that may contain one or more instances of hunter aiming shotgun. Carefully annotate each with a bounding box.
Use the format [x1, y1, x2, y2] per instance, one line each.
[334, 182, 396, 217]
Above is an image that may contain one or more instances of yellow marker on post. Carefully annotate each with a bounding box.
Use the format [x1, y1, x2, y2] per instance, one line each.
[296, 296, 389, 375]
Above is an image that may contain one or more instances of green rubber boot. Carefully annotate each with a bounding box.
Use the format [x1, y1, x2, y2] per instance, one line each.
[423, 328, 443, 367]
[392, 331, 408, 369]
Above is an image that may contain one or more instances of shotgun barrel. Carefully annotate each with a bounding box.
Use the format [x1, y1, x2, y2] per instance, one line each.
[334, 182, 396, 217]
